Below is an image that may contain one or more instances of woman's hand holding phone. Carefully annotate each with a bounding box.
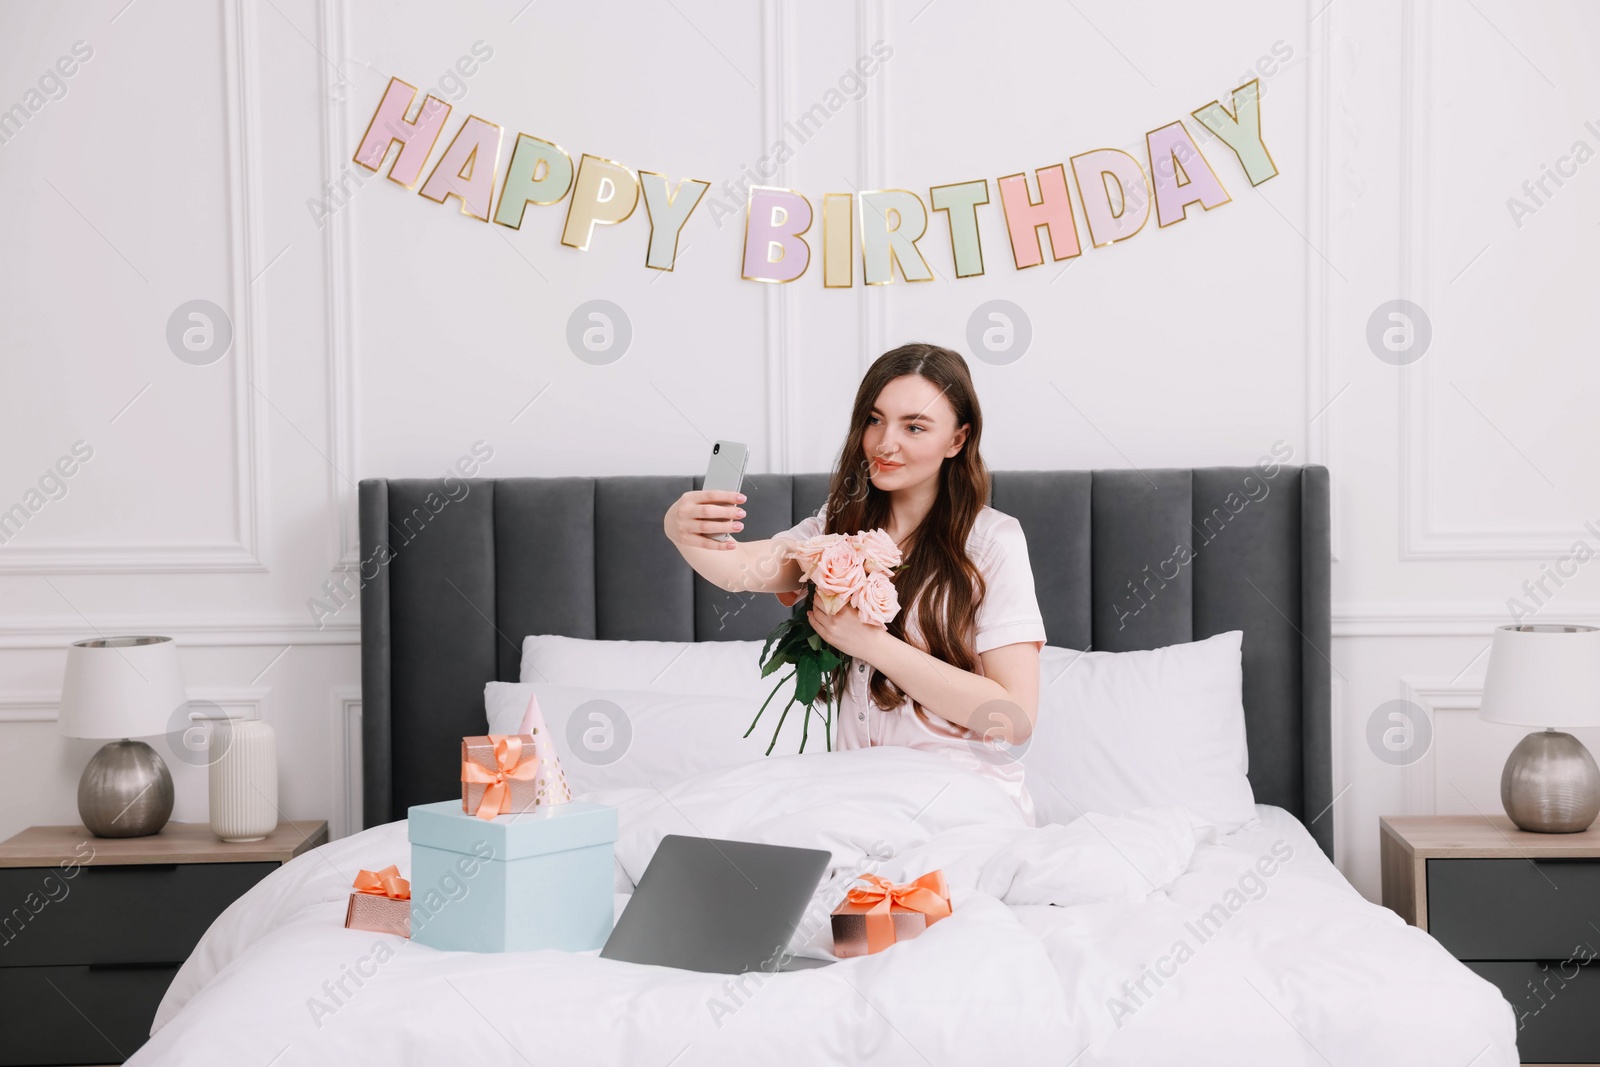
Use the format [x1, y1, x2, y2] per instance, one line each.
[665, 489, 746, 550]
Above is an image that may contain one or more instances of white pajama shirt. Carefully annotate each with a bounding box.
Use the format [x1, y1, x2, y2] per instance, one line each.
[779, 503, 1049, 823]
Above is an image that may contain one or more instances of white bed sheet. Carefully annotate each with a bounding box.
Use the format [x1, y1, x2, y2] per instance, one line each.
[1008, 806, 1516, 1064]
[133, 750, 1517, 1066]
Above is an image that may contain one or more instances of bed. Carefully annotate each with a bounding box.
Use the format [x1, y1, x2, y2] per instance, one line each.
[133, 466, 1519, 1065]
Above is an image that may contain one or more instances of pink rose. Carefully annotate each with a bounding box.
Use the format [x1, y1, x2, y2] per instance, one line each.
[810, 538, 868, 615]
[850, 568, 901, 626]
[855, 529, 902, 575]
[788, 532, 844, 584]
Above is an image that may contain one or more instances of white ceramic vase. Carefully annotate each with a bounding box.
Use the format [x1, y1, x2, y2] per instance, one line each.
[208, 718, 278, 842]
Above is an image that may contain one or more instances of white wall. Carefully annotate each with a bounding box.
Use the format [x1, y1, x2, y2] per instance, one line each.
[3, 0, 1598, 904]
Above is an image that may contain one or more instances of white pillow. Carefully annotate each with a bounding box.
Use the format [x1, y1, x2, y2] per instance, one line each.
[516, 631, 1256, 831]
[519, 634, 778, 704]
[486, 680, 819, 795]
[1021, 630, 1257, 832]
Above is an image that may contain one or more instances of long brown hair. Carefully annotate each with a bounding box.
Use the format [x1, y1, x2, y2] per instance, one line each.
[820, 343, 989, 718]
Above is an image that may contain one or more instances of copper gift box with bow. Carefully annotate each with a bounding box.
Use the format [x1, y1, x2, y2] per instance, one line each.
[344, 864, 411, 938]
[830, 870, 952, 957]
[461, 733, 572, 819]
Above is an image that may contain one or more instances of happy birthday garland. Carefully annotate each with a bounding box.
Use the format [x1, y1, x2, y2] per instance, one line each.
[350, 75, 1279, 285]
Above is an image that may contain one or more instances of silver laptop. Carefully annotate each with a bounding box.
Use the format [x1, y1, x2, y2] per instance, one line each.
[601, 834, 835, 973]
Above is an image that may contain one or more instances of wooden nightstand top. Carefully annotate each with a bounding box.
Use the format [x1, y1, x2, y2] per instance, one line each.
[1381, 814, 1600, 859]
[0, 820, 328, 867]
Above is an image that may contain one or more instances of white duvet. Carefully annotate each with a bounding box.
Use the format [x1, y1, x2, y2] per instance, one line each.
[136, 748, 1517, 1066]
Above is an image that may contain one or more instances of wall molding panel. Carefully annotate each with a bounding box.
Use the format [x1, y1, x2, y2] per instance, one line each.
[1306, 0, 1341, 565]
[188, 685, 273, 720]
[1397, 676, 1483, 816]
[0, 615, 359, 650]
[1332, 602, 1600, 637]
[331, 689, 362, 840]
[318, 0, 362, 571]
[1397, 0, 1578, 560]
[0, 0, 269, 576]
[759, 0, 799, 476]
[855, 0, 889, 378]
[0, 693, 61, 725]
[1327, 672, 1350, 866]
[0, 685, 270, 725]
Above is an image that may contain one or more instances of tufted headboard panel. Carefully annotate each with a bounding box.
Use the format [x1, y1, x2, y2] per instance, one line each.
[358, 465, 1333, 856]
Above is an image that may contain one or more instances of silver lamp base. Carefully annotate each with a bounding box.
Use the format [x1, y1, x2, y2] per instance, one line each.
[1500, 729, 1600, 833]
[78, 739, 175, 838]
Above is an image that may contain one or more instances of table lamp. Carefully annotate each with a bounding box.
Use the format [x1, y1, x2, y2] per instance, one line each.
[57, 635, 189, 837]
[1479, 623, 1600, 833]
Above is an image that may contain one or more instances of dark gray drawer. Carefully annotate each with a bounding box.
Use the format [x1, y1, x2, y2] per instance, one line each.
[1427, 857, 1600, 960]
[1464, 960, 1600, 1065]
[0, 862, 276, 967]
[0, 962, 178, 1065]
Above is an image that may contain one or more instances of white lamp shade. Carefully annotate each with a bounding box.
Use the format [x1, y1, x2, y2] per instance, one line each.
[1479, 624, 1600, 728]
[57, 636, 189, 740]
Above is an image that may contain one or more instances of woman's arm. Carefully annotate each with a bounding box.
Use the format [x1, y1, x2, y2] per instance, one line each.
[862, 632, 1041, 744]
[693, 537, 806, 594]
[664, 489, 810, 594]
[809, 602, 1041, 745]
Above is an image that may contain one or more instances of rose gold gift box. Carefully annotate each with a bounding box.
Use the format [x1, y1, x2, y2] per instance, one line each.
[344, 892, 410, 938]
[829, 902, 930, 958]
[461, 733, 544, 816]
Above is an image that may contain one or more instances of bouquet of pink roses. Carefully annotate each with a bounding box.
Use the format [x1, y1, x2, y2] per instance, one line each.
[750, 528, 907, 754]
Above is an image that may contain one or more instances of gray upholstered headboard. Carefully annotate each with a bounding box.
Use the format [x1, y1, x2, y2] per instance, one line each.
[358, 466, 1333, 856]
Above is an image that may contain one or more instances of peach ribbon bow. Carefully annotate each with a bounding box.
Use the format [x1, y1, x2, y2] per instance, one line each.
[352, 864, 411, 901]
[845, 870, 952, 955]
[460, 735, 540, 820]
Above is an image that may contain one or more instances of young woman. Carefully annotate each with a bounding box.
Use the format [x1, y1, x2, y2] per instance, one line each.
[663, 342, 1048, 822]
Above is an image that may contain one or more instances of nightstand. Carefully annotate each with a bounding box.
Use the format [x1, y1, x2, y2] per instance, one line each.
[0, 820, 327, 1066]
[1381, 814, 1600, 1067]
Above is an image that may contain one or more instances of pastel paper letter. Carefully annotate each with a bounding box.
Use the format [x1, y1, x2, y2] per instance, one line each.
[930, 180, 989, 277]
[1190, 80, 1278, 186]
[1147, 121, 1231, 227]
[742, 187, 813, 283]
[1070, 149, 1152, 247]
[823, 193, 853, 288]
[494, 134, 575, 228]
[997, 165, 1080, 269]
[640, 172, 710, 270]
[352, 78, 452, 187]
[419, 117, 504, 221]
[860, 190, 933, 285]
[561, 155, 641, 251]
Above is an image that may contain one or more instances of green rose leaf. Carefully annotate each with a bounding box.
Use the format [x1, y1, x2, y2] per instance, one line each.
[796, 655, 821, 706]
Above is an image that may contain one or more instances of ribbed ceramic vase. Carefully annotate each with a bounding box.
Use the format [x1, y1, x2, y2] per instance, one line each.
[208, 718, 278, 842]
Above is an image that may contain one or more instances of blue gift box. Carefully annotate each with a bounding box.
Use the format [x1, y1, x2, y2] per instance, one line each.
[407, 799, 617, 953]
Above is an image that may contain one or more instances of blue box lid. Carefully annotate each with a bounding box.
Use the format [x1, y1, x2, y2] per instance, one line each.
[407, 799, 616, 860]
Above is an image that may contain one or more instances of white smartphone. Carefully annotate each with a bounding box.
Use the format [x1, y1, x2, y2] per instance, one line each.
[703, 440, 748, 542]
